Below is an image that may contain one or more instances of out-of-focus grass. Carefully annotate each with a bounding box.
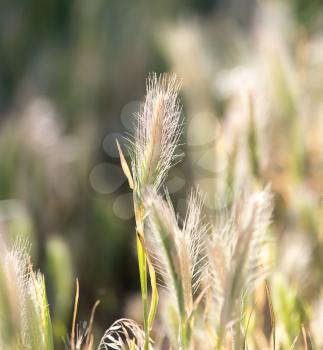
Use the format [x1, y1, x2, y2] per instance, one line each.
[157, 1, 323, 347]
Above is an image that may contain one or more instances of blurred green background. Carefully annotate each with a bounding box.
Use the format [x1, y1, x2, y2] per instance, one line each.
[1, 0, 323, 347]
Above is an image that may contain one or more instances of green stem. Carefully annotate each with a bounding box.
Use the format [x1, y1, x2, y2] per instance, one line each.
[137, 235, 149, 350]
[180, 317, 188, 350]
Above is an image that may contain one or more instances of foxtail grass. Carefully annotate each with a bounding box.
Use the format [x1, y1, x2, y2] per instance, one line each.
[0, 237, 54, 350]
[117, 73, 274, 349]
[0, 73, 294, 349]
[206, 187, 273, 348]
[143, 189, 207, 349]
[117, 73, 183, 349]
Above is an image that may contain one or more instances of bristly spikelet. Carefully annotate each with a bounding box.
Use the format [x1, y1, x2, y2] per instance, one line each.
[181, 190, 208, 308]
[143, 190, 180, 301]
[144, 189, 207, 317]
[207, 186, 273, 334]
[243, 186, 273, 289]
[130, 73, 183, 195]
[25, 271, 54, 350]
[0, 238, 54, 350]
[1, 238, 30, 348]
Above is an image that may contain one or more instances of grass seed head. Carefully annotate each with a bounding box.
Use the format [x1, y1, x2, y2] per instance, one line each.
[130, 73, 183, 196]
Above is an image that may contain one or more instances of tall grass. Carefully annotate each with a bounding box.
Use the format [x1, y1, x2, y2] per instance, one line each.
[0, 72, 318, 349]
[117, 73, 183, 350]
[116, 73, 275, 349]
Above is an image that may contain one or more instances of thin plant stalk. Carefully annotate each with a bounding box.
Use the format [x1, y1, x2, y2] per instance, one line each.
[134, 202, 149, 350]
[135, 199, 159, 350]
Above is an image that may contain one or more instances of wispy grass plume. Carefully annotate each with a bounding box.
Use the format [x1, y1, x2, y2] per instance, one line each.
[206, 187, 273, 347]
[129, 73, 183, 195]
[117, 73, 183, 349]
[144, 189, 207, 349]
[0, 237, 54, 350]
